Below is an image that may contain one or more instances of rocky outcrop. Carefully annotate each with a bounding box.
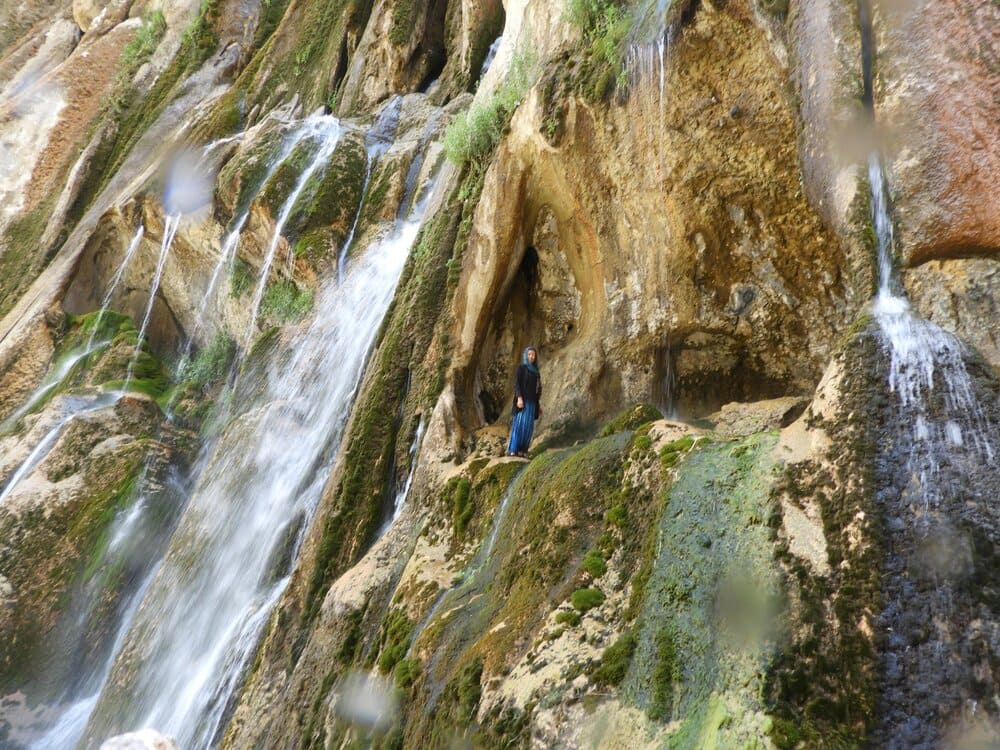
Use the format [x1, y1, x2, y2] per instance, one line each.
[99, 729, 179, 750]
[449, 0, 851, 440]
[875, 0, 1000, 267]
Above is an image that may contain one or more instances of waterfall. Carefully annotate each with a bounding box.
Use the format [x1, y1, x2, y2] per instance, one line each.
[124, 215, 180, 388]
[83, 159, 443, 748]
[858, 1, 999, 741]
[864, 65, 994, 508]
[479, 36, 503, 79]
[0, 392, 119, 505]
[623, 0, 673, 186]
[174, 123, 320, 381]
[244, 115, 342, 345]
[337, 97, 402, 282]
[88, 225, 144, 348]
[22, 462, 186, 750]
[0, 342, 106, 434]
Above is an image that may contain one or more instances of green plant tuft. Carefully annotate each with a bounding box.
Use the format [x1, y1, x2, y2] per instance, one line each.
[582, 548, 608, 578]
[555, 610, 581, 627]
[443, 49, 535, 166]
[182, 333, 236, 389]
[571, 587, 605, 612]
[591, 629, 637, 686]
[452, 477, 473, 536]
[600, 403, 662, 436]
[261, 279, 314, 323]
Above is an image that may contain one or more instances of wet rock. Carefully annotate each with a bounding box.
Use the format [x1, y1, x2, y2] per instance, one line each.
[99, 729, 179, 750]
[73, 0, 108, 32]
[905, 257, 1000, 369]
[709, 396, 808, 438]
[876, 0, 1000, 266]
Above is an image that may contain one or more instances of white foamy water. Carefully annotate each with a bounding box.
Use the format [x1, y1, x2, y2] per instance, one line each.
[83, 163, 442, 748]
[869, 152, 995, 505]
[124, 215, 180, 388]
[245, 115, 343, 344]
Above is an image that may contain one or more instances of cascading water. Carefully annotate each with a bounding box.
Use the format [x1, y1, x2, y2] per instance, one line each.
[479, 36, 503, 79]
[337, 98, 402, 282]
[858, 1, 1000, 743]
[864, 51, 994, 508]
[0, 392, 119, 504]
[21, 466, 187, 750]
[88, 224, 144, 348]
[83, 159, 443, 749]
[245, 115, 342, 344]
[623, 0, 673, 184]
[173, 122, 321, 379]
[124, 214, 180, 388]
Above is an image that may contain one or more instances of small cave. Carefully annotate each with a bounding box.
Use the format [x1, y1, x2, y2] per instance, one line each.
[474, 245, 547, 426]
[654, 335, 797, 419]
[410, 0, 449, 93]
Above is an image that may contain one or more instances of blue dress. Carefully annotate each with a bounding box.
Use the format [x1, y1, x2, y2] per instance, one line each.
[507, 401, 537, 455]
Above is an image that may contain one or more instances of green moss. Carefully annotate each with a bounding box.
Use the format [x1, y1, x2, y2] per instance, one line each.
[414, 657, 483, 749]
[242, 0, 374, 114]
[623, 432, 783, 743]
[394, 657, 421, 689]
[649, 624, 681, 721]
[582, 548, 607, 578]
[555, 610, 581, 627]
[604, 503, 627, 527]
[181, 333, 236, 389]
[563, 0, 632, 101]
[659, 435, 699, 470]
[570, 587, 605, 612]
[377, 608, 415, 675]
[260, 279, 313, 323]
[591, 628, 637, 686]
[764, 325, 884, 747]
[452, 477, 473, 536]
[389, 0, 415, 45]
[230, 258, 254, 298]
[600, 403, 663, 437]
[0, 196, 58, 317]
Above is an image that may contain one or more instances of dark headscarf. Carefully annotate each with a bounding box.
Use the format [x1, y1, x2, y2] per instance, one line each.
[522, 346, 539, 374]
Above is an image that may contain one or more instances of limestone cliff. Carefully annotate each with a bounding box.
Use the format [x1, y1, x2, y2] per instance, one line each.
[0, 0, 998, 748]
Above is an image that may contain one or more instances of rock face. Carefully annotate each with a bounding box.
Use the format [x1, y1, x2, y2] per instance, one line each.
[99, 729, 179, 750]
[0, 0, 997, 746]
[449, 0, 851, 438]
[875, 0, 1000, 266]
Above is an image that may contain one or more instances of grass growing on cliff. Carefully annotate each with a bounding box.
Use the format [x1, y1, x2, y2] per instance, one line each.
[443, 49, 535, 166]
[565, 0, 632, 95]
[261, 279, 313, 323]
[107, 11, 168, 116]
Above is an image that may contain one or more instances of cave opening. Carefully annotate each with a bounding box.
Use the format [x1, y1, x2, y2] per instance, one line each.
[477, 245, 543, 425]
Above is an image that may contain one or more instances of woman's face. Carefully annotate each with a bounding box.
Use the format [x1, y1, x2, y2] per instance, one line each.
[527, 349, 537, 363]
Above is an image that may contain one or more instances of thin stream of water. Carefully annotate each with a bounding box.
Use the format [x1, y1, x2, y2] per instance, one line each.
[245, 116, 342, 345]
[124, 215, 180, 388]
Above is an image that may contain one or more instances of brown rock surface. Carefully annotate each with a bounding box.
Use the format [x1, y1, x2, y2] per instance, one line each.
[875, 0, 1000, 266]
[904, 257, 1000, 369]
[449, 0, 851, 438]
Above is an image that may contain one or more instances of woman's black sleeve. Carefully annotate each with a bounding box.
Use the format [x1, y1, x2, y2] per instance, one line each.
[514, 365, 526, 399]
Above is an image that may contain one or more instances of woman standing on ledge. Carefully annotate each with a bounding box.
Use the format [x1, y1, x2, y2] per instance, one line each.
[507, 346, 542, 458]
